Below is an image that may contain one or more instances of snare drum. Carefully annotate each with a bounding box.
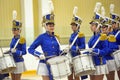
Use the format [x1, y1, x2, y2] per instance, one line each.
[47, 56, 71, 79]
[72, 54, 96, 76]
[0, 54, 16, 74]
[113, 50, 120, 70]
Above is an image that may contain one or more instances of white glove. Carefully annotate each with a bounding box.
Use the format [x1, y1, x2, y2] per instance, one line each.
[11, 48, 16, 53]
[39, 54, 45, 60]
[87, 48, 93, 53]
[63, 47, 70, 53]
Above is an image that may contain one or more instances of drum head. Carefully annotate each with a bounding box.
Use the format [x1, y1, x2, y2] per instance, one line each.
[47, 56, 68, 65]
[73, 54, 91, 60]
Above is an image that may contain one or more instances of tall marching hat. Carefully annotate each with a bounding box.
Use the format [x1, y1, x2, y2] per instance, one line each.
[100, 6, 113, 27]
[90, 2, 104, 25]
[70, 6, 82, 26]
[12, 10, 22, 30]
[110, 4, 120, 23]
[42, 0, 54, 26]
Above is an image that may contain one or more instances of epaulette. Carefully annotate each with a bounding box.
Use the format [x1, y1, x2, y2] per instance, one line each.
[108, 35, 116, 42]
[99, 33, 107, 41]
[55, 34, 60, 41]
[19, 37, 26, 44]
[78, 32, 85, 38]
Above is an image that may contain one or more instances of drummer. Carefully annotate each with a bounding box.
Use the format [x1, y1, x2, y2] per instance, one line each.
[88, 3, 109, 80]
[100, 17, 119, 80]
[67, 6, 88, 80]
[110, 7, 120, 79]
[28, 1, 61, 80]
[10, 12, 26, 80]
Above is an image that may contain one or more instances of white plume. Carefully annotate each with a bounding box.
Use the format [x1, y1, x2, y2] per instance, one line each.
[101, 6, 105, 17]
[13, 10, 17, 20]
[94, 2, 102, 13]
[73, 6, 78, 16]
[110, 4, 114, 13]
[48, 0, 54, 13]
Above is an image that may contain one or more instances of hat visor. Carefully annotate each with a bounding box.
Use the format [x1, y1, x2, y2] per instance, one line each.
[12, 28, 20, 31]
[46, 22, 55, 25]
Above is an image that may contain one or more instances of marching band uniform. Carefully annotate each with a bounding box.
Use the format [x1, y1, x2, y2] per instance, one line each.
[10, 20, 26, 74]
[110, 4, 120, 50]
[28, 31, 61, 80]
[110, 4, 120, 79]
[101, 17, 119, 72]
[88, 11, 109, 75]
[88, 28, 109, 75]
[70, 17, 85, 57]
[68, 6, 88, 80]
[28, 2, 61, 80]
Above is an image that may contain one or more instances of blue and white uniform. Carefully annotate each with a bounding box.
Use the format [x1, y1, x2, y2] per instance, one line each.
[88, 33, 109, 75]
[10, 35, 26, 74]
[28, 32, 61, 80]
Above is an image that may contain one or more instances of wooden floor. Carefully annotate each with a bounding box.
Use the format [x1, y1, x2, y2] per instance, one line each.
[3, 71, 119, 80]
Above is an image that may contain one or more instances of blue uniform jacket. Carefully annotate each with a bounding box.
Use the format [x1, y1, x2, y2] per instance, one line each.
[69, 31, 85, 57]
[28, 32, 61, 63]
[105, 33, 119, 60]
[112, 29, 120, 45]
[88, 33, 109, 65]
[10, 36, 26, 62]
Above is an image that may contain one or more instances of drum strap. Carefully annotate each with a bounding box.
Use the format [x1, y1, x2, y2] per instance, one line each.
[55, 36, 62, 50]
[13, 39, 20, 49]
[115, 31, 120, 38]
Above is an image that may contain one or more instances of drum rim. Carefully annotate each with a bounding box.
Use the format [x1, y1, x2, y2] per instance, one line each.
[47, 56, 68, 64]
[113, 50, 120, 55]
[72, 54, 91, 60]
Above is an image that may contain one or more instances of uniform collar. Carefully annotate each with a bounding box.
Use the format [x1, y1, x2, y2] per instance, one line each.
[73, 30, 79, 34]
[113, 29, 119, 33]
[46, 31, 54, 36]
[14, 35, 20, 39]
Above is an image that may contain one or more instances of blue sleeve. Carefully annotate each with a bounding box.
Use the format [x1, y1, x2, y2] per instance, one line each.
[15, 43, 26, 56]
[93, 40, 109, 56]
[99, 41, 109, 56]
[78, 37, 86, 49]
[28, 35, 43, 57]
[108, 41, 119, 53]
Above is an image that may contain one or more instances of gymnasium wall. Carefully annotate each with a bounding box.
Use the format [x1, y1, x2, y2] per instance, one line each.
[0, 0, 120, 46]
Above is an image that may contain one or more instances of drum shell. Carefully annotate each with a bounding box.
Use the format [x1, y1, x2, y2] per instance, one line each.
[0, 54, 16, 74]
[113, 50, 120, 70]
[47, 56, 71, 79]
[72, 54, 96, 76]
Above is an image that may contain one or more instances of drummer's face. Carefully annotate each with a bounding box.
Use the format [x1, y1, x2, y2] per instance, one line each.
[12, 30, 20, 36]
[101, 26, 108, 34]
[46, 23, 54, 33]
[112, 23, 119, 30]
[71, 24, 78, 32]
[90, 24, 97, 32]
